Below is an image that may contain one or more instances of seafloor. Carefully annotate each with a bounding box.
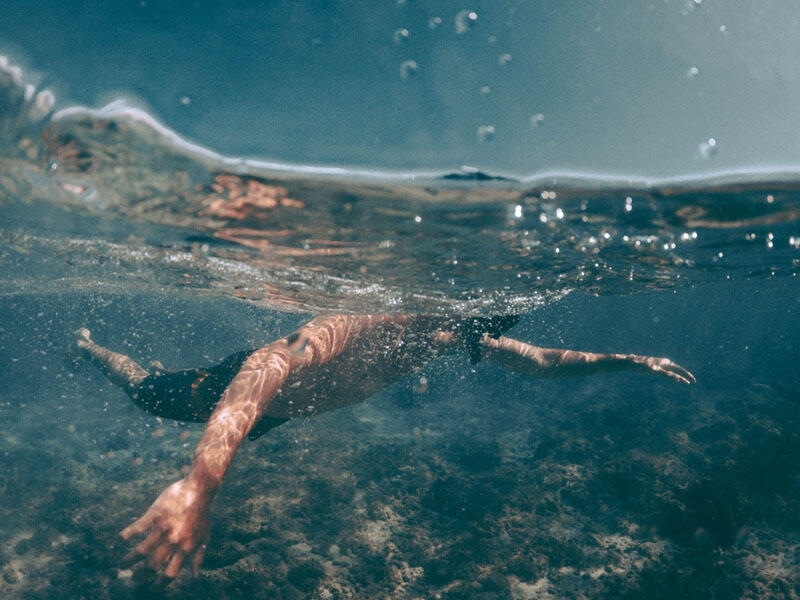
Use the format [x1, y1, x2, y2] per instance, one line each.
[0, 280, 798, 599]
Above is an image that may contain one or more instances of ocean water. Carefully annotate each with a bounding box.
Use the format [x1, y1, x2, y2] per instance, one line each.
[1, 51, 799, 600]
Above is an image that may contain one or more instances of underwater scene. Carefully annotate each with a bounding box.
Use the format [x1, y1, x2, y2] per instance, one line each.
[1, 3, 800, 598]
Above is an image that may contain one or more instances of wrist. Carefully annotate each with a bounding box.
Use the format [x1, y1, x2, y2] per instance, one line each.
[185, 461, 223, 495]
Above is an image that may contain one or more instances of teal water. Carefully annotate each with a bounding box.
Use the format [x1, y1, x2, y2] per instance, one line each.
[1, 56, 799, 598]
[3, 0, 800, 178]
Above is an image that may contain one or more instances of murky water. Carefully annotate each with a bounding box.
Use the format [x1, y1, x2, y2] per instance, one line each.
[1, 59, 799, 598]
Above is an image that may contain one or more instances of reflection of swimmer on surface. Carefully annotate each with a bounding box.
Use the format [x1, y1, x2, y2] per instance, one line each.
[74, 314, 695, 583]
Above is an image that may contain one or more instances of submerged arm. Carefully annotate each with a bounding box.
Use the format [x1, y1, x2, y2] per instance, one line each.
[120, 342, 294, 580]
[480, 334, 695, 384]
[118, 313, 402, 581]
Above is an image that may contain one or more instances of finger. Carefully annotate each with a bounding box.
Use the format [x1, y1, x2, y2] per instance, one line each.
[675, 364, 696, 384]
[120, 513, 155, 540]
[668, 371, 692, 385]
[121, 548, 142, 567]
[121, 527, 163, 566]
[670, 367, 696, 385]
[192, 543, 207, 577]
[121, 532, 157, 565]
[659, 360, 696, 385]
[163, 549, 186, 580]
[149, 543, 174, 570]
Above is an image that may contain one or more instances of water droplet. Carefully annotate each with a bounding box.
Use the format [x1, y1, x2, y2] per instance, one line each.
[479, 85, 491, 95]
[699, 137, 717, 159]
[393, 27, 410, 44]
[455, 9, 478, 34]
[529, 114, 546, 130]
[477, 124, 495, 142]
[399, 59, 418, 79]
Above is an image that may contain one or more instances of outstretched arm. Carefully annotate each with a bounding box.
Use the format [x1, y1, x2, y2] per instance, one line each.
[119, 341, 294, 581]
[117, 313, 400, 581]
[480, 334, 695, 384]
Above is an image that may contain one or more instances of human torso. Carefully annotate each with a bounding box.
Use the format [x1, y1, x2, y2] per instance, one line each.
[263, 314, 458, 419]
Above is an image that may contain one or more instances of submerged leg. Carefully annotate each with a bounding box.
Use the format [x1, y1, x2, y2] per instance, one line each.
[480, 334, 695, 384]
[74, 328, 259, 423]
[74, 328, 149, 390]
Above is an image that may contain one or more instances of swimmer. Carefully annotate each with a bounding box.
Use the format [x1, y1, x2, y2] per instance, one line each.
[74, 313, 694, 582]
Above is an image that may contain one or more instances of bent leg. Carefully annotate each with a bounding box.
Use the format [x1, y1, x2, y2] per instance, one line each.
[480, 334, 695, 384]
[74, 328, 149, 390]
[75, 329, 261, 423]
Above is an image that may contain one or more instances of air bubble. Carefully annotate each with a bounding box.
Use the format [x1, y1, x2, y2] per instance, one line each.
[455, 9, 478, 34]
[428, 16, 442, 29]
[477, 124, 495, 142]
[699, 137, 717, 159]
[529, 113, 545, 128]
[393, 28, 410, 44]
[399, 60, 418, 79]
[498, 53, 512, 66]
[686, 66, 699, 79]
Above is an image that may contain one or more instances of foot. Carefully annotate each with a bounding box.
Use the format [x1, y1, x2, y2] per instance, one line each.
[74, 327, 92, 349]
[71, 327, 150, 388]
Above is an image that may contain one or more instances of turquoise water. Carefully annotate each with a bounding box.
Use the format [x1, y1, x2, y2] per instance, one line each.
[3, 0, 800, 178]
[1, 51, 799, 599]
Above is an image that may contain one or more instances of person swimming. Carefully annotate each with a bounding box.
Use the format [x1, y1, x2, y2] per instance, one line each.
[74, 313, 695, 582]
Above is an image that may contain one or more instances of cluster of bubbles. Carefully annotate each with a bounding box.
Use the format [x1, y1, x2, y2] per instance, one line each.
[391, 8, 546, 146]
[393, 8, 480, 71]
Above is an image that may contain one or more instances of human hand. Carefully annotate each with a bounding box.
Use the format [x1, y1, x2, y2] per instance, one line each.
[120, 475, 213, 581]
[630, 355, 696, 385]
